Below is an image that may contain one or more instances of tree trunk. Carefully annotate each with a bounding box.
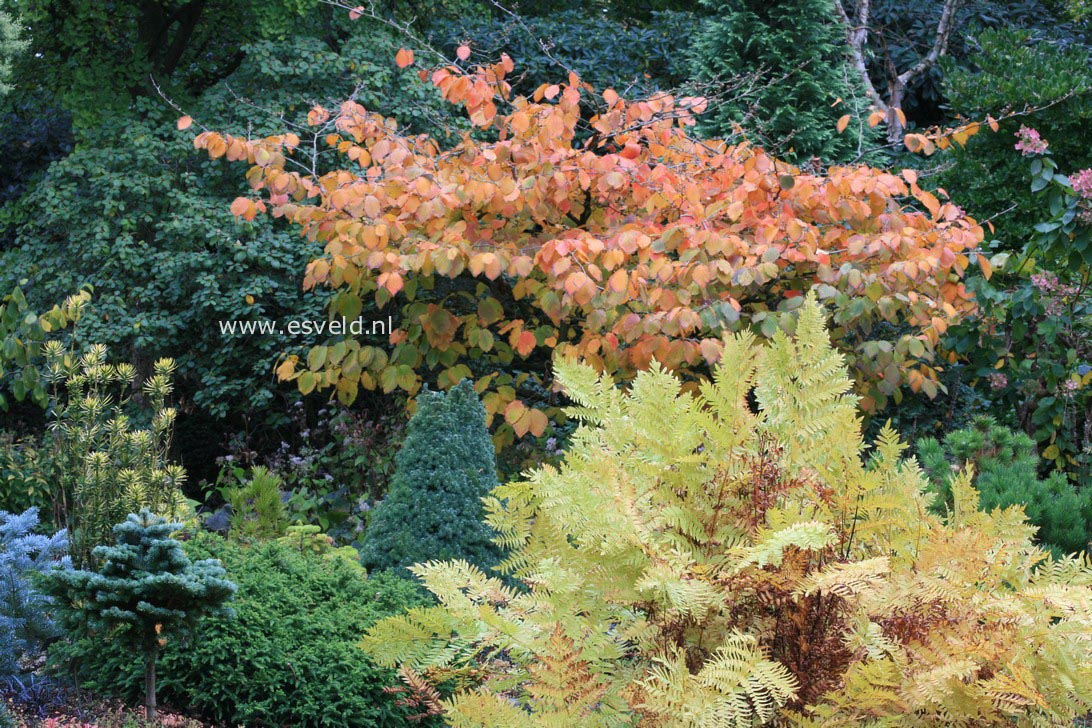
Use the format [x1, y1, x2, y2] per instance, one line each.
[886, 82, 906, 145]
[144, 643, 158, 723]
[834, 0, 966, 146]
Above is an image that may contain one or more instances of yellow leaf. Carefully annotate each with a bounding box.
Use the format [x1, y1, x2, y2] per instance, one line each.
[276, 357, 297, 380]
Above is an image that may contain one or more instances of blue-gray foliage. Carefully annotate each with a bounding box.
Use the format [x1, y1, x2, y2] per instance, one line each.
[0, 508, 69, 677]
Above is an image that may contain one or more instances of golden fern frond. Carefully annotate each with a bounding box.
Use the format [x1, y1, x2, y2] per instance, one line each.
[1031, 551, 1092, 586]
[903, 658, 980, 709]
[698, 633, 797, 723]
[803, 658, 907, 726]
[947, 465, 978, 528]
[553, 356, 623, 427]
[842, 615, 906, 665]
[697, 330, 761, 443]
[360, 605, 475, 669]
[796, 557, 891, 599]
[634, 559, 722, 619]
[732, 521, 835, 571]
[524, 623, 614, 721]
[410, 559, 520, 614]
[639, 636, 796, 728]
[442, 690, 537, 728]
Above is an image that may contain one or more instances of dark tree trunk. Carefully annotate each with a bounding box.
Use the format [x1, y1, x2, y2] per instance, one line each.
[144, 642, 159, 723]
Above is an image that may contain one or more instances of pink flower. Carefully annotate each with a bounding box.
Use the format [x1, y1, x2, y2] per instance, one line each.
[1030, 271, 1059, 293]
[988, 372, 1008, 390]
[1015, 126, 1049, 156]
[1070, 168, 1092, 198]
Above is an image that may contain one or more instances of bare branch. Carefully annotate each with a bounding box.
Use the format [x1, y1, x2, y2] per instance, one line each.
[897, 0, 966, 86]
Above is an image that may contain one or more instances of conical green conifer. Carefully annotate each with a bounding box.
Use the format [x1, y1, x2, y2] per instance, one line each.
[360, 380, 501, 575]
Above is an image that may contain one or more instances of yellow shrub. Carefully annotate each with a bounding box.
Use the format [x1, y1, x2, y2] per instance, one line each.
[362, 296, 1092, 727]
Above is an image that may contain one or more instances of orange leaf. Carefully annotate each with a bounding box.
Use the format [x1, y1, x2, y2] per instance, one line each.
[177, 115, 193, 131]
[978, 254, 992, 280]
[395, 48, 415, 68]
[504, 400, 530, 436]
[836, 114, 851, 133]
[699, 338, 722, 364]
[457, 44, 471, 61]
[382, 271, 404, 295]
[527, 408, 548, 437]
[516, 330, 536, 357]
[349, 5, 364, 20]
[230, 197, 251, 218]
[607, 269, 628, 294]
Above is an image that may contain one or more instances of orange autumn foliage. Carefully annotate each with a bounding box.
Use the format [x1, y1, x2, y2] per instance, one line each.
[192, 52, 982, 443]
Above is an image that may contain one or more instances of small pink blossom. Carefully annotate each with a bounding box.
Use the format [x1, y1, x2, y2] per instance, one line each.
[1015, 126, 1049, 156]
[1070, 168, 1092, 198]
[988, 372, 1008, 390]
[1030, 271, 1060, 293]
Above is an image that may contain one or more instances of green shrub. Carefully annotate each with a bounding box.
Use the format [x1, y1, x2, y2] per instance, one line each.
[226, 465, 287, 540]
[51, 532, 431, 727]
[359, 381, 501, 576]
[690, 0, 875, 161]
[0, 433, 54, 519]
[919, 416, 1092, 556]
[276, 524, 366, 569]
[939, 27, 1092, 249]
[43, 345, 190, 567]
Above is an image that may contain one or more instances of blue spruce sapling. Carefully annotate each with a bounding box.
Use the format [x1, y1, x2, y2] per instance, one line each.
[43, 510, 235, 722]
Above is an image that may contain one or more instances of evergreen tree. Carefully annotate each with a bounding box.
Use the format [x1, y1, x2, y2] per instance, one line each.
[919, 416, 1092, 556]
[690, 0, 873, 162]
[43, 510, 235, 722]
[0, 508, 69, 677]
[360, 380, 501, 575]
